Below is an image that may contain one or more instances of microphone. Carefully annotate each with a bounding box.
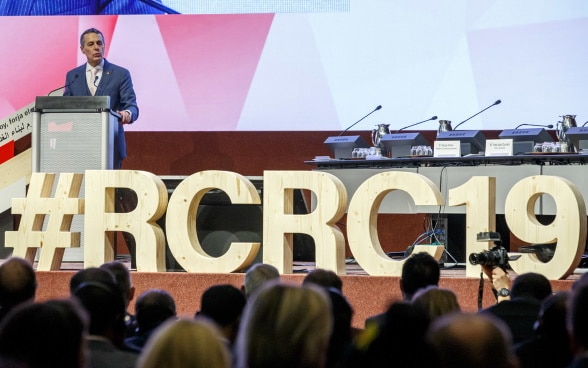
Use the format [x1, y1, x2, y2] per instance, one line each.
[395, 116, 437, 133]
[93, 75, 99, 87]
[515, 123, 554, 129]
[453, 99, 502, 130]
[338, 105, 382, 136]
[583, 121, 588, 127]
[47, 74, 79, 96]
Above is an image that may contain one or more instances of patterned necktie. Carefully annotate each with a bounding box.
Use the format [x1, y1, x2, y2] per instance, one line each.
[90, 67, 98, 95]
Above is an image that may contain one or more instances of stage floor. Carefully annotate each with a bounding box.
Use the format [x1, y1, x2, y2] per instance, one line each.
[33, 259, 582, 329]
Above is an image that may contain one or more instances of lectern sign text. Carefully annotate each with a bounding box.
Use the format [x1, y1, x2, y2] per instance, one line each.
[5, 170, 586, 280]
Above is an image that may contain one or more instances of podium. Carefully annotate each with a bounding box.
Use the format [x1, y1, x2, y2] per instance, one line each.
[31, 96, 120, 262]
[32, 96, 119, 173]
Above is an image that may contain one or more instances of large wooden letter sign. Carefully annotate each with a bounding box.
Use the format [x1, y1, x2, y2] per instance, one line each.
[5, 170, 587, 279]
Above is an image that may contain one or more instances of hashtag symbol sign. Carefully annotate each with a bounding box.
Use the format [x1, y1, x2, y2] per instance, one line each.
[5, 172, 84, 270]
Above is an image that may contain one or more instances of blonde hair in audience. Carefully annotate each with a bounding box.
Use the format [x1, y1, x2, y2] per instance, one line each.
[137, 318, 230, 368]
[235, 281, 333, 368]
[412, 286, 461, 320]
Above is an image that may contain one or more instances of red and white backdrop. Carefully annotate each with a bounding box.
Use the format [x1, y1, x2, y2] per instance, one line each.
[1, 0, 588, 135]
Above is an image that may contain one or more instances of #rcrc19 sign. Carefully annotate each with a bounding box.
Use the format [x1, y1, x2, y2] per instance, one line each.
[5, 170, 586, 280]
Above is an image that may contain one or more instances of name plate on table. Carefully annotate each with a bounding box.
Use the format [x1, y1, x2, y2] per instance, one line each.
[485, 139, 513, 156]
[434, 140, 461, 157]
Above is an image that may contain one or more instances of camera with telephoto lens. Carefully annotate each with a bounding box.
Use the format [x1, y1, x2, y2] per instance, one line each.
[468, 245, 509, 267]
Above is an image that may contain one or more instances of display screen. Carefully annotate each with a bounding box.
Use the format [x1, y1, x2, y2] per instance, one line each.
[0, 0, 586, 132]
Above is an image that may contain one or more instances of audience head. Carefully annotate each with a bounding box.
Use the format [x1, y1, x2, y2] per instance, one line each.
[134, 289, 176, 335]
[196, 284, 245, 344]
[137, 318, 231, 368]
[412, 286, 461, 321]
[235, 282, 333, 368]
[534, 291, 569, 339]
[243, 263, 280, 298]
[0, 298, 88, 368]
[400, 252, 440, 300]
[348, 301, 436, 368]
[303, 269, 343, 291]
[428, 312, 518, 368]
[510, 272, 552, 301]
[72, 280, 126, 345]
[100, 261, 135, 307]
[0, 257, 37, 318]
[69, 267, 116, 295]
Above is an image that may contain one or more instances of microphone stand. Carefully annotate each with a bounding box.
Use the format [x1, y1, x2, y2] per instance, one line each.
[514, 123, 554, 129]
[338, 105, 382, 136]
[453, 100, 501, 130]
[395, 116, 437, 133]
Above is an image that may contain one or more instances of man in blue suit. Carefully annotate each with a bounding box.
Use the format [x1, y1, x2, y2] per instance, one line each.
[64, 27, 138, 169]
[64, 28, 139, 264]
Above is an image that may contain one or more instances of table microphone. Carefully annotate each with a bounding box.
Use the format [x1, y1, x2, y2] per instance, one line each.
[514, 123, 554, 129]
[453, 99, 501, 130]
[395, 116, 437, 133]
[47, 74, 79, 96]
[337, 105, 382, 136]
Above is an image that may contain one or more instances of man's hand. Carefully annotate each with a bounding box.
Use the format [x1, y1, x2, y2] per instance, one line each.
[482, 265, 511, 302]
[118, 110, 132, 124]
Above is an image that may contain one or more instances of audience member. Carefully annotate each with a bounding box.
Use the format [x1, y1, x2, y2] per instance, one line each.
[242, 263, 280, 298]
[568, 283, 588, 368]
[515, 291, 572, 368]
[0, 257, 37, 322]
[428, 312, 519, 368]
[137, 318, 231, 368]
[100, 261, 136, 336]
[125, 289, 176, 352]
[345, 301, 438, 368]
[324, 288, 354, 368]
[69, 267, 116, 294]
[365, 252, 440, 327]
[0, 298, 88, 368]
[412, 286, 461, 321]
[195, 284, 246, 346]
[303, 269, 343, 291]
[303, 269, 354, 368]
[234, 282, 333, 368]
[481, 272, 552, 344]
[73, 281, 138, 368]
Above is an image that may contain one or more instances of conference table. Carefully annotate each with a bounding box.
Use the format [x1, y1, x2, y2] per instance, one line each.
[306, 153, 588, 215]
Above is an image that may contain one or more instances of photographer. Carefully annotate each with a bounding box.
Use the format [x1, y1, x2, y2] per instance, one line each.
[479, 271, 552, 344]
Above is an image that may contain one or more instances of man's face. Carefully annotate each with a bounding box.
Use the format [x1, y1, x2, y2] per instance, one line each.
[80, 32, 104, 66]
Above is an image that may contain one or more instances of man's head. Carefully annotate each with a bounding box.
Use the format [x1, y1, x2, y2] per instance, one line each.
[135, 289, 176, 335]
[0, 258, 37, 315]
[100, 261, 135, 307]
[400, 252, 440, 300]
[303, 269, 343, 291]
[428, 313, 518, 368]
[69, 267, 116, 295]
[511, 272, 552, 301]
[80, 28, 105, 67]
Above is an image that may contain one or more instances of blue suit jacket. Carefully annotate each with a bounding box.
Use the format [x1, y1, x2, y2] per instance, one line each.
[63, 60, 139, 167]
[0, 0, 166, 15]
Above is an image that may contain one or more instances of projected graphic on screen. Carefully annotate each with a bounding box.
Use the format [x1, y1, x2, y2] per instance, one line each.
[0, 0, 586, 132]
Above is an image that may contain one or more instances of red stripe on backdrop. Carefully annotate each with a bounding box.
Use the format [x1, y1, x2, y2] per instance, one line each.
[0, 139, 15, 164]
